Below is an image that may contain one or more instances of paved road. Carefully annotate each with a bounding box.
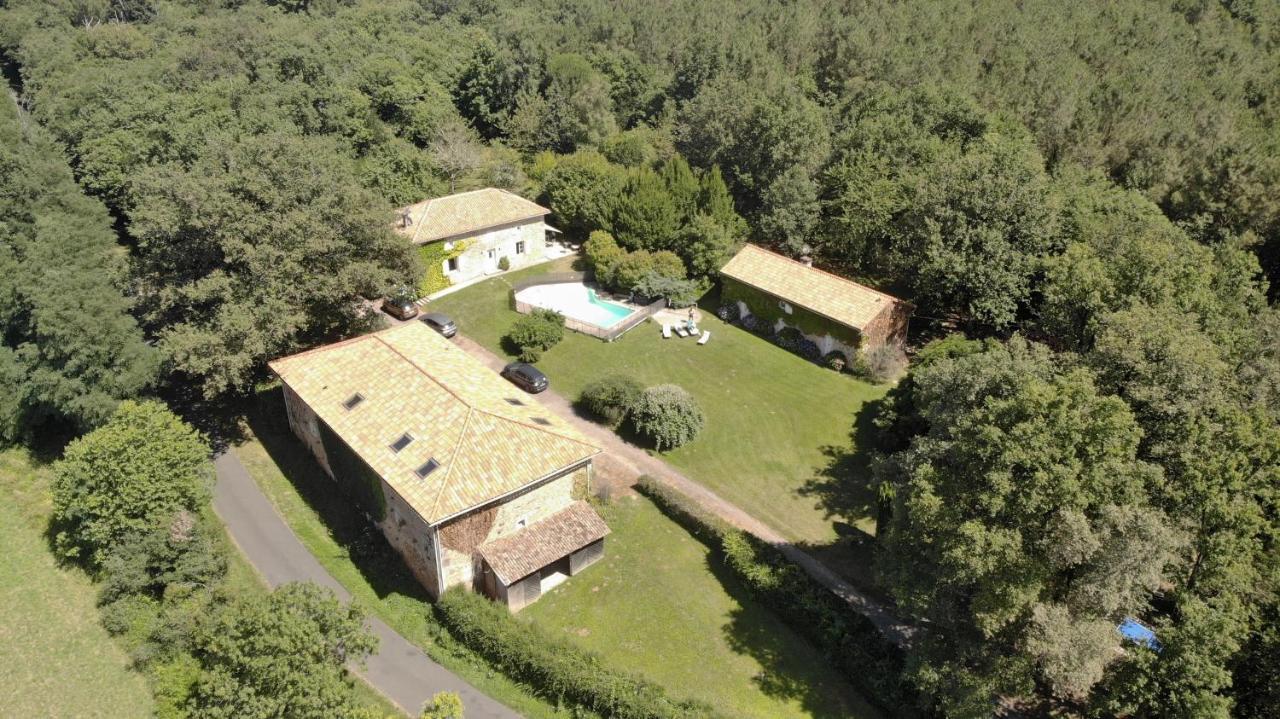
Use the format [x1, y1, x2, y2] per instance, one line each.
[212, 452, 521, 719]
[451, 334, 916, 646]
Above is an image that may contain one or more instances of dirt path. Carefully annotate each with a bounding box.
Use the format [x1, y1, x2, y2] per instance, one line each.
[452, 334, 915, 646]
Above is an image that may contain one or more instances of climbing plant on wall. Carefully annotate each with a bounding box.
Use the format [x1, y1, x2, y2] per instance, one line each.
[418, 241, 471, 297]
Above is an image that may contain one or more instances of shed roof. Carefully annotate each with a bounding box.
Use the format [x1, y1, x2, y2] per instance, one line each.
[478, 501, 610, 584]
[268, 323, 599, 525]
[394, 188, 550, 244]
[719, 244, 906, 330]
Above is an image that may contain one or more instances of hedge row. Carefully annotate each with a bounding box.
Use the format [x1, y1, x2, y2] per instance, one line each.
[433, 588, 723, 719]
[635, 477, 919, 716]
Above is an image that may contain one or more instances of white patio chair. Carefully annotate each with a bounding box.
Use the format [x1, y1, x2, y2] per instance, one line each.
[698, 330, 711, 345]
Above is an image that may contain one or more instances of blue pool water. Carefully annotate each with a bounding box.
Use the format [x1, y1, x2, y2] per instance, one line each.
[514, 282, 638, 329]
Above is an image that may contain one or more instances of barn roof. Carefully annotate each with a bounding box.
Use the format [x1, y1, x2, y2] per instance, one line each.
[719, 244, 905, 331]
[394, 187, 550, 244]
[268, 323, 599, 525]
[478, 501, 610, 584]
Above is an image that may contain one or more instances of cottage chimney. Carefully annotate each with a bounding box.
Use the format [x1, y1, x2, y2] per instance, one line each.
[799, 255, 813, 267]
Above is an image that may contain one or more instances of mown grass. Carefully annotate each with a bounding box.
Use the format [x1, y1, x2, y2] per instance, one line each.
[523, 494, 885, 719]
[428, 257, 889, 546]
[0, 449, 152, 718]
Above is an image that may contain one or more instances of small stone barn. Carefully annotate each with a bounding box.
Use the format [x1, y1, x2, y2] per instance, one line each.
[719, 244, 913, 360]
[268, 322, 607, 611]
[394, 187, 557, 286]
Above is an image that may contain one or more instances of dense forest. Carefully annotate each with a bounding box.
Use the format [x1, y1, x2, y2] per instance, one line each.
[1, 0, 1278, 717]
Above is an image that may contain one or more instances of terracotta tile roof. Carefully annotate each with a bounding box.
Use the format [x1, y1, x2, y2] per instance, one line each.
[478, 501, 609, 584]
[394, 188, 550, 244]
[719, 244, 906, 330]
[268, 323, 600, 525]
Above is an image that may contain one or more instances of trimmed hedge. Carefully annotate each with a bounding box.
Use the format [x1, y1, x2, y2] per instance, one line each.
[433, 589, 722, 719]
[635, 477, 919, 716]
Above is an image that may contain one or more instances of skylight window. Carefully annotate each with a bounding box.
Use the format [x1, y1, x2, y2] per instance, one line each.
[415, 458, 440, 479]
[389, 433, 414, 453]
[531, 417, 552, 426]
[504, 398, 525, 406]
[343, 393, 365, 410]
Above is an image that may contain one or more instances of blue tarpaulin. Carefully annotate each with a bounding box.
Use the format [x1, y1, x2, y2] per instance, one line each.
[1118, 618, 1160, 651]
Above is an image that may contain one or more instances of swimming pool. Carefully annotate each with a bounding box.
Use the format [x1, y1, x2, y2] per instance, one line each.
[514, 282, 637, 329]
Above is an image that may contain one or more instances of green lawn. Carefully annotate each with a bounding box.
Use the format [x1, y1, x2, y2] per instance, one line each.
[429, 257, 889, 545]
[524, 494, 884, 719]
[0, 449, 153, 718]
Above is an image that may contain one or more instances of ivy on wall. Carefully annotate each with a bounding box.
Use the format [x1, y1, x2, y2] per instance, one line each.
[720, 277, 862, 348]
[418, 240, 471, 297]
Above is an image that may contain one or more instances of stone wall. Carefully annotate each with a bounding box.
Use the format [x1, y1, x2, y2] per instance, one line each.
[282, 384, 331, 476]
[437, 219, 548, 285]
[379, 487, 441, 596]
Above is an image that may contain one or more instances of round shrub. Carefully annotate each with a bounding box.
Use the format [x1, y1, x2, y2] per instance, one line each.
[498, 255, 511, 271]
[716, 303, 739, 322]
[739, 314, 759, 332]
[824, 350, 849, 373]
[506, 308, 565, 362]
[629, 384, 705, 451]
[580, 375, 644, 427]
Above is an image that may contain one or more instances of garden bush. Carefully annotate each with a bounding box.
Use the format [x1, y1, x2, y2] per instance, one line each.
[505, 308, 565, 362]
[824, 350, 849, 372]
[584, 230, 626, 287]
[498, 255, 511, 271]
[775, 326, 804, 351]
[635, 478, 917, 716]
[716, 303, 739, 322]
[629, 384, 705, 450]
[434, 589, 721, 719]
[797, 337, 821, 361]
[580, 375, 644, 427]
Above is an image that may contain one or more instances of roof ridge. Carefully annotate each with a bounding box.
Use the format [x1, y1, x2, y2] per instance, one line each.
[374, 327, 599, 453]
[426, 405, 476, 520]
[470, 404, 602, 455]
[736, 244, 903, 304]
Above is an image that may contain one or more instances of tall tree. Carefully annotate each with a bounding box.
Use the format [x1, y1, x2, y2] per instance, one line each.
[129, 133, 416, 398]
[188, 582, 377, 719]
[0, 97, 158, 441]
[610, 166, 679, 252]
[876, 338, 1180, 716]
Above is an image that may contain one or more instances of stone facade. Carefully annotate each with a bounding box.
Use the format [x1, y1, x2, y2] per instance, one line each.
[434, 219, 549, 286]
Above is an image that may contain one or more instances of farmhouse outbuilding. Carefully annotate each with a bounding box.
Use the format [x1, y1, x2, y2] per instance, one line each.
[395, 187, 557, 286]
[268, 322, 606, 611]
[719, 244, 913, 360]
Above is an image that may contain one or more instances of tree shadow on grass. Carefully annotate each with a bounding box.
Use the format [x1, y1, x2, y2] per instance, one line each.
[242, 388, 431, 604]
[794, 396, 893, 600]
[701, 549, 876, 718]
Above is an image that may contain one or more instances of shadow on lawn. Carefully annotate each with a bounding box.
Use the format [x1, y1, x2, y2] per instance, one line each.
[242, 388, 431, 604]
[793, 396, 894, 600]
[703, 552, 873, 718]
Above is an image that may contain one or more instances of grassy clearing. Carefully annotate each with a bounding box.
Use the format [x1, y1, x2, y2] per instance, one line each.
[0, 449, 154, 718]
[234, 405, 575, 719]
[429, 257, 889, 546]
[523, 494, 884, 719]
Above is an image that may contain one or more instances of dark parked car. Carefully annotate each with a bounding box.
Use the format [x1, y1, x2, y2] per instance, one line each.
[501, 362, 548, 393]
[420, 312, 457, 338]
[381, 295, 418, 321]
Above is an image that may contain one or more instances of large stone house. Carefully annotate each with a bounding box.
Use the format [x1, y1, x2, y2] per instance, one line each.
[394, 187, 557, 286]
[719, 244, 913, 359]
[268, 322, 607, 611]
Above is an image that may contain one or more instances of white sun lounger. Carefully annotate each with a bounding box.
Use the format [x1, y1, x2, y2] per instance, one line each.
[662, 323, 672, 338]
[698, 330, 711, 345]
[674, 325, 689, 337]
